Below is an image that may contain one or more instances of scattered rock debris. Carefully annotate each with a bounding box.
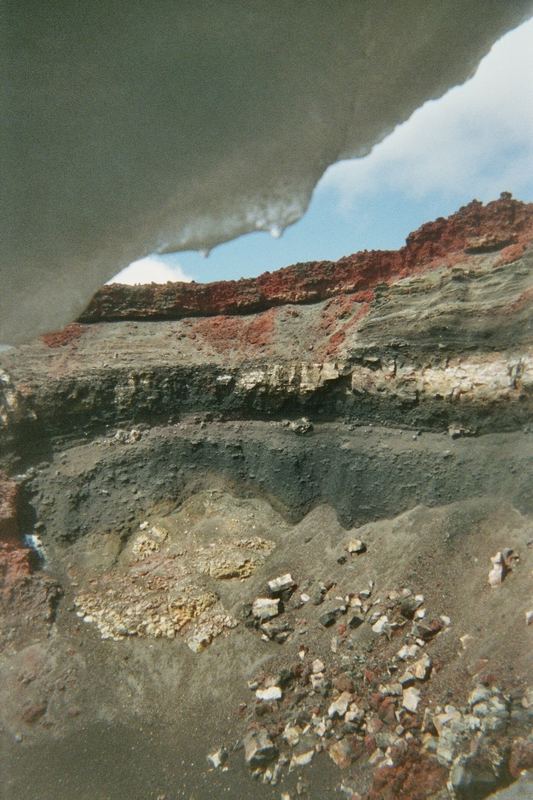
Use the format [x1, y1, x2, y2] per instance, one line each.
[205, 574, 533, 799]
[112, 427, 143, 444]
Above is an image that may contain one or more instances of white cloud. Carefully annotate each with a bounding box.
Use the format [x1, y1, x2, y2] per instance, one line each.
[108, 256, 192, 285]
[320, 18, 533, 207]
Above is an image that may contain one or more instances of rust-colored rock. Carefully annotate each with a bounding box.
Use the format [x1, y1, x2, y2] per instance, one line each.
[377, 696, 397, 726]
[79, 196, 533, 323]
[0, 471, 34, 596]
[0, 470, 19, 542]
[21, 701, 48, 724]
[333, 674, 355, 693]
[0, 542, 33, 596]
[40, 323, 84, 348]
[367, 746, 447, 800]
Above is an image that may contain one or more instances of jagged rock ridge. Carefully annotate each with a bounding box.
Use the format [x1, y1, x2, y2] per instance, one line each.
[80, 195, 533, 322]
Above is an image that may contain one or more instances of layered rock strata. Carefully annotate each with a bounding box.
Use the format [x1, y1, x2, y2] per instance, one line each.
[1, 196, 533, 456]
[1, 197, 532, 800]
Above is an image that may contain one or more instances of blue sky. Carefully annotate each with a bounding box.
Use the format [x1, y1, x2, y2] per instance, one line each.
[112, 18, 533, 286]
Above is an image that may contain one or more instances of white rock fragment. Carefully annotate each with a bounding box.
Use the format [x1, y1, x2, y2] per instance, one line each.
[345, 538, 366, 555]
[468, 686, 490, 706]
[243, 729, 278, 767]
[256, 686, 282, 702]
[526, 609, 533, 625]
[521, 688, 533, 709]
[252, 597, 280, 620]
[311, 659, 325, 674]
[488, 548, 518, 587]
[345, 705, 364, 724]
[399, 670, 415, 686]
[371, 615, 390, 635]
[397, 644, 420, 660]
[379, 683, 402, 697]
[413, 654, 432, 681]
[289, 748, 314, 770]
[310, 673, 328, 691]
[488, 552, 505, 587]
[262, 762, 282, 785]
[311, 714, 328, 737]
[187, 632, 212, 653]
[433, 707, 462, 736]
[402, 687, 421, 713]
[328, 691, 352, 719]
[268, 573, 295, 595]
[283, 725, 300, 746]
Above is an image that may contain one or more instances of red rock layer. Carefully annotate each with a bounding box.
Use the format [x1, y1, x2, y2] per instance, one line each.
[0, 472, 33, 594]
[78, 195, 533, 324]
[0, 543, 33, 597]
[41, 323, 84, 349]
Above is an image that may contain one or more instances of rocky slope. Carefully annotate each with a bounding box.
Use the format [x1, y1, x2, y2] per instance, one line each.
[1, 196, 532, 800]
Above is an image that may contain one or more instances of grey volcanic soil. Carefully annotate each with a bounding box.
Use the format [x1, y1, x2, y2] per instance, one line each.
[20, 419, 533, 542]
[2, 419, 533, 799]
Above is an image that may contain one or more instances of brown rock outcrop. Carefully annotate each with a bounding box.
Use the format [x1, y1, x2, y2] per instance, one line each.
[0, 470, 19, 542]
[0, 470, 18, 541]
